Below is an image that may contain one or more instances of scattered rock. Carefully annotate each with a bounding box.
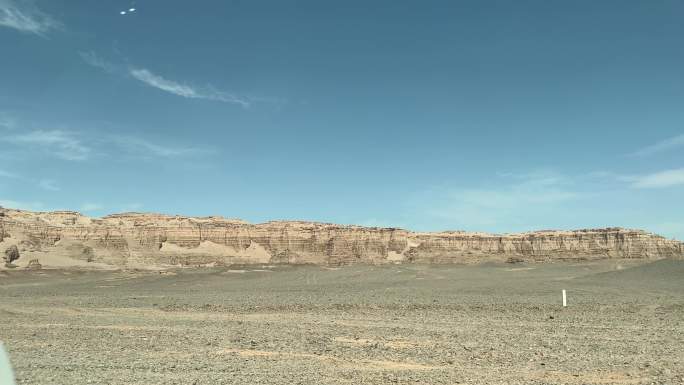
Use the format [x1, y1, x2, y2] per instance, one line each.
[26, 259, 42, 270]
[506, 257, 525, 264]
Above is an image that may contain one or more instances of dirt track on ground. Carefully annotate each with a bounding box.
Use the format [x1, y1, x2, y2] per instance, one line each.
[1, 260, 683, 384]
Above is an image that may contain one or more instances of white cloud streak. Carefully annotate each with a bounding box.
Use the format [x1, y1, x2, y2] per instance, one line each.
[130, 68, 250, 107]
[4, 130, 91, 160]
[111, 135, 204, 158]
[631, 134, 684, 157]
[130, 69, 197, 98]
[0, 169, 17, 178]
[78, 53, 254, 108]
[0, 0, 58, 35]
[0, 169, 60, 191]
[0, 112, 16, 129]
[38, 179, 59, 191]
[0, 199, 44, 211]
[628, 168, 684, 189]
[2, 112, 211, 161]
[1, 123, 210, 162]
[418, 172, 581, 231]
[79, 51, 117, 73]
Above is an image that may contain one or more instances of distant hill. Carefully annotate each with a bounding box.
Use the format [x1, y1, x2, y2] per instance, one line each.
[1, 207, 682, 269]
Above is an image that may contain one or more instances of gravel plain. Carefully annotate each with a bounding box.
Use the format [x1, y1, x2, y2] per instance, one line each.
[1, 259, 683, 385]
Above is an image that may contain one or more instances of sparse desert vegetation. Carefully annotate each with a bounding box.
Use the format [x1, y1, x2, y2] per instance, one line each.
[3, 245, 19, 268]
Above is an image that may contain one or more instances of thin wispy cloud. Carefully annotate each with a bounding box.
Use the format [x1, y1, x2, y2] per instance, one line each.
[495, 170, 569, 187]
[445, 177, 578, 212]
[38, 179, 59, 191]
[78, 52, 255, 108]
[628, 168, 684, 189]
[416, 172, 582, 232]
[3, 130, 91, 160]
[1, 112, 212, 161]
[79, 51, 117, 73]
[0, 169, 17, 178]
[111, 135, 204, 158]
[130, 68, 250, 108]
[0, 130, 92, 160]
[0, 111, 17, 129]
[0, 198, 44, 211]
[0, 169, 61, 191]
[1, 118, 211, 162]
[630, 134, 684, 157]
[130, 69, 198, 98]
[0, 0, 58, 35]
[591, 168, 684, 189]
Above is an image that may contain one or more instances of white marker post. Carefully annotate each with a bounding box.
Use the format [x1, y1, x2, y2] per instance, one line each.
[562, 289, 567, 307]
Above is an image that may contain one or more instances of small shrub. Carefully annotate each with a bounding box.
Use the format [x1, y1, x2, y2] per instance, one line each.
[82, 246, 95, 262]
[4, 245, 20, 266]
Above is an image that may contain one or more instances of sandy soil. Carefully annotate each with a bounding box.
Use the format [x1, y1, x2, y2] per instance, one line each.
[0, 259, 683, 384]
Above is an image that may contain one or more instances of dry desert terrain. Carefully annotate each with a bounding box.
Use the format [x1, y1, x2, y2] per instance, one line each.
[1, 260, 683, 384]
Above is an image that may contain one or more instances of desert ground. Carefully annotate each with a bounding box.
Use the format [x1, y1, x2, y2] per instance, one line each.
[1, 260, 683, 385]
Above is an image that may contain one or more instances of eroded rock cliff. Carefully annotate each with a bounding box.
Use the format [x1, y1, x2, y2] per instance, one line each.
[0, 207, 682, 269]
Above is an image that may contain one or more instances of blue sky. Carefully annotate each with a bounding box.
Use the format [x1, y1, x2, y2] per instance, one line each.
[1, 0, 683, 239]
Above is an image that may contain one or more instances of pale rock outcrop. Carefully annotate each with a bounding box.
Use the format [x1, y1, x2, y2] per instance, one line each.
[0, 207, 681, 269]
[25, 259, 42, 270]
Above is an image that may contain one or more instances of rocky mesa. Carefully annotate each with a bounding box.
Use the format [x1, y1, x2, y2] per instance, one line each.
[1, 207, 682, 269]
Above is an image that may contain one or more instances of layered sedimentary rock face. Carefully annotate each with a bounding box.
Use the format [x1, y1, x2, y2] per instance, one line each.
[0, 207, 682, 268]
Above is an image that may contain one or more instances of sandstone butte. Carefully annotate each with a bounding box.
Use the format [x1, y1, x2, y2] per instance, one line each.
[0, 207, 682, 269]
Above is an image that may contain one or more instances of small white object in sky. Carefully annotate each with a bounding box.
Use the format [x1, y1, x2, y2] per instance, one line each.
[129, 8, 136, 12]
[120, 11, 126, 15]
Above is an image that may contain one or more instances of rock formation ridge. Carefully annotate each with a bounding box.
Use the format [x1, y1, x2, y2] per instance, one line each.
[1, 207, 682, 268]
